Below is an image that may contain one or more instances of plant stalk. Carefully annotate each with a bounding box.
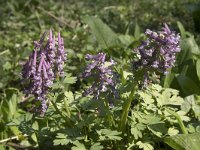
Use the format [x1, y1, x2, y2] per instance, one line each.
[166, 108, 188, 134]
[63, 97, 71, 118]
[0, 134, 28, 144]
[51, 100, 72, 127]
[104, 99, 115, 127]
[118, 85, 137, 132]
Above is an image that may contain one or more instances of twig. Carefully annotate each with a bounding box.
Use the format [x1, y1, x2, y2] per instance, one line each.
[37, 7, 79, 29]
[19, 96, 31, 104]
[118, 84, 137, 132]
[0, 134, 28, 144]
[6, 142, 36, 149]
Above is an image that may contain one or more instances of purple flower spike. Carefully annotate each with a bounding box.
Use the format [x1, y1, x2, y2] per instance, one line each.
[133, 23, 181, 87]
[56, 32, 66, 76]
[83, 53, 118, 100]
[49, 29, 53, 42]
[22, 29, 67, 116]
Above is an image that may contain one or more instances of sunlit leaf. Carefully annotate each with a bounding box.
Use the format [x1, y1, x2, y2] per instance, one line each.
[53, 133, 69, 146]
[136, 141, 154, 150]
[90, 143, 103, 150]
[63, 74, 77, 84]
[72, 141, 86, 150]
[165, 133, 200, 150]
[168, 127, 179, 136]
[97, 129, 122, 141]
[177, 21, 186, 38]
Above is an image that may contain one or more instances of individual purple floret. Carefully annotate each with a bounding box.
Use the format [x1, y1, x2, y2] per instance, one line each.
[22, 30, 67, 115]
[83, 53, 118, 100]
[133, 23, 180, 87]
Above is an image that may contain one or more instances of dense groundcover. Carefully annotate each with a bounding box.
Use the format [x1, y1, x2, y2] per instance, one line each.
[0, 0, 200, 149]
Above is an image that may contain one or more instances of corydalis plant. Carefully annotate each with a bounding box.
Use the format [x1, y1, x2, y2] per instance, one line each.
[83, 53, 118, 100]
[133, 23, 180, 87]
[119, 24, 181, 132]
[22, 30, 67, 115]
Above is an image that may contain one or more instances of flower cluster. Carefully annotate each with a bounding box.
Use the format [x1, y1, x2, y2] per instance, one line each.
[82, 53, 118, 100]
[22, 30, 67, 115]
[133, 23, 180, 87]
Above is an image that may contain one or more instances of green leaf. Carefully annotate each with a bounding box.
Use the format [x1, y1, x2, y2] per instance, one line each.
[144, 114, 162, 124]
[192, 104, 200, 118]
[3, 61, 12, 70]
[131, 123, 144, 140]
[78, 97, 96, 110]
[196, 59, 200, 81]
[177, 74, 200, 95]
[177, 39, 192, 65]
[53, 139, 70, 146]
[165, 108, 188, 134]
[165, 133, 200, 150]
[142, 84, 184, 107]
[130, 112, 149, 139]
[138, 91, 154, 104]
[1, 100, 11, 121]
[158, 88, 184, 106]
[9, 94, 17, 117]
[31, 133, 38, 143]
[186, 36, 200, 56]
[196, 126, 200, 132]
[90, 143, 104, 150]
[25, 113, 33, 122]
[187, 124, 196, 133]
[134, 22, 141, 39]
[72, 141, 86, 150]
[64, 91, 74, 103]
[0, 145, 6, 150]
[168, 127, 179, 136]
[53, 133, 70, 146]
[177, 21, 186, 39]
[136, 141, 154, 150]
[163, 68, 175, 88]
[147, 122, 168, 137]
[97, 129, 122, 141]
[0, 50, 9, 56]
[118, 34, 134, 47]
[32, 121, 39, 130]
[181, 96, 193, 114]
[56, 133, 67, 139]
[9, 126, 20, 135]
[82, 16, 120, 49]
[63, 73, 77, 84]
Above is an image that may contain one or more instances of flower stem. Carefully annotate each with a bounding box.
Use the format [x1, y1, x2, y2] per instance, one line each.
[63, 97, 71, 118]
[166, 108, 188, 134]
[118, 84, 137, 132]
[0, 134, 28, 144]
[103, 99, 115, 127]
[51, 100, 72, 127]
